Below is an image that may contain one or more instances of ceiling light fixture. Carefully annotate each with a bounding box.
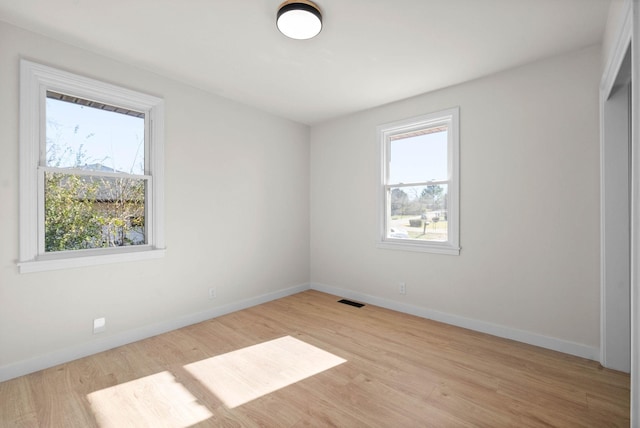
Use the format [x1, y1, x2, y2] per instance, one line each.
[277, 0, 322, 40]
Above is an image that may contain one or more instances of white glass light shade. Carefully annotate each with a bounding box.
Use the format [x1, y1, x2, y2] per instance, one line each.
[277, 1, 322, 40]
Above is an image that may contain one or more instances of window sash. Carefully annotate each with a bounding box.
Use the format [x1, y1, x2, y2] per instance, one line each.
[38, 169, 152, 255]
[383, 184, 450, 239]
[39, 166, 152, 181]
[384, 179, 450, 189]
[384, 122, 453, 184]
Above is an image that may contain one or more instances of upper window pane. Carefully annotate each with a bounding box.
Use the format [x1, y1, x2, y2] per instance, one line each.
[388, 129, 448, 184]
[46, 92, 145, 175]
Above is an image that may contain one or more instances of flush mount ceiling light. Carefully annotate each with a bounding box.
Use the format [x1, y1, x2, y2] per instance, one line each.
[277, 0, 322, 40]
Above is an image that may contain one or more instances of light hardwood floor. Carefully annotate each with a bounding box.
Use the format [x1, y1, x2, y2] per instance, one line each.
[0, 290, 630, 427]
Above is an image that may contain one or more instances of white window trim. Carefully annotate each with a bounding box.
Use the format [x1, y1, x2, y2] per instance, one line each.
[377, 107, 460, 255]
[18, 60, 165, 273]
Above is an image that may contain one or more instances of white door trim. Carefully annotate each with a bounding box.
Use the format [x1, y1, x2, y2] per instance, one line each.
[630, 2, 640, 425]
[599, 0, 636, 424]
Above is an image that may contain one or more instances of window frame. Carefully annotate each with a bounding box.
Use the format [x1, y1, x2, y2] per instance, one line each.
[377, 107, 460, 255]
[18, 60, 165, 273]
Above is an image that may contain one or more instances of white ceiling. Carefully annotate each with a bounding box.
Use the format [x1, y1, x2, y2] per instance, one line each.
[0, 0, 611, 125]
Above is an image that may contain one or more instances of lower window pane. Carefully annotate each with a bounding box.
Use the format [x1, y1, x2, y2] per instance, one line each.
[388, 184, 448, 242]
[44, 172, 146, 252]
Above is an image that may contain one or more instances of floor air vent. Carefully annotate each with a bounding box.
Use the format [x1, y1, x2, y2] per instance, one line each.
[338, 299, 365, 308]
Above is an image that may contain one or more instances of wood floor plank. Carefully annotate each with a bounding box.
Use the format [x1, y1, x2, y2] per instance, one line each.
[0, 376, 39, 427]
[0, 290, 630, 427]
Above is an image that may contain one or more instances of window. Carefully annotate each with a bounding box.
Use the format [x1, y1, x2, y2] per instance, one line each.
[19, 60, 165, 273]
[377, 107, 460, 254]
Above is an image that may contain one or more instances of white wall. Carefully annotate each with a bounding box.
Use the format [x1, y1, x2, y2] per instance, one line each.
[0, 18, 607, 380]
[0, 22, 310, 379]
[310, 45, 602, 356]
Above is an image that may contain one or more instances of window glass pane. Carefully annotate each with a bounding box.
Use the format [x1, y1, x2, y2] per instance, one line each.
[389, 129, 447, 184]
[46, 94, 145, 175]
[387, 184, 448, 242]
[44, 172, 146, 252]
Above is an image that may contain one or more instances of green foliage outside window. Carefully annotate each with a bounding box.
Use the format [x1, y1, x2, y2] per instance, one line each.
[44, 172, 146, 252]
[44, 139, 146, 253]
[45, 173, 102, 252]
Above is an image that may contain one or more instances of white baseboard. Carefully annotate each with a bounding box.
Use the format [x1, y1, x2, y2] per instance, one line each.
[0, 283, 310, 383]
[1, 281, 600, 383]
[310, 282, 600, 361]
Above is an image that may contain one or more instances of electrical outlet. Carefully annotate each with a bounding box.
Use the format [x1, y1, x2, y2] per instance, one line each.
[399, 282, 406, 295]
[208, 287, 217, 300]
[93, 317, 106, 334]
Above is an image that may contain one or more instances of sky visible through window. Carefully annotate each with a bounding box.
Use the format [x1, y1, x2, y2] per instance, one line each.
[389, 130, 447, 184]
[46, 97, 145, 175]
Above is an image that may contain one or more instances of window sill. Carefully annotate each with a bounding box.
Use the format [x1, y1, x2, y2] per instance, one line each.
[18, 248, 166, 273]
[377, 240, 460, 255]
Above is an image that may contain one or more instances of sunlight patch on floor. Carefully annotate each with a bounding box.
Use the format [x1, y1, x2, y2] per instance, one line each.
[87, 371, 212, 428]
[184, 335, 347, 408]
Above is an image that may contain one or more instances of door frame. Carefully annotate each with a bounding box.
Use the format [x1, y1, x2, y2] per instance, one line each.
[599, 0, 637, 424]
